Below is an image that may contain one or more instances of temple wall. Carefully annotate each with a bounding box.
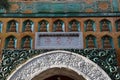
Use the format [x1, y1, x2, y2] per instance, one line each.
[0, 17, 120, 65]
[0, 0, 120, 66]
[0, 0, 119, 13]
[0, 1, 119, 80]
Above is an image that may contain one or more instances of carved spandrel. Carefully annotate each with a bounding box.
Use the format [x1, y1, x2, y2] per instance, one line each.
[2, 50, 115, 80]
[1, 49, 118, 80]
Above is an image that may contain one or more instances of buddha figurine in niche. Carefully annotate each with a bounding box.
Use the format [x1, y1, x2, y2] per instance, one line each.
[25, 21, 32, 32]
[87, 37, 95, 48]
[23, 38, 31, 49]
[55, 21, 63, 32]
[104, 37, 111, 48]
[71, 21, 78, 31]
[9, 22, 16, 32]
[117, 21, 120, 31]
[57, 77, 61, 80]
[102, 21, 109, 31]
[7, 38, 14, 49]
[40, 21, 47, 32]
[86, 21, 93, 31]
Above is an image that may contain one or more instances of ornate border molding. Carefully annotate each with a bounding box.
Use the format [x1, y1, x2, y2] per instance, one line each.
[7, 50, 111, 80]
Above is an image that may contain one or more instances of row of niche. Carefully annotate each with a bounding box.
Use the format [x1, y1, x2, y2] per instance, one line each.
[0, 19, 120, 32]
[1, 35, 120, 49]
[3, 36, 33, 49]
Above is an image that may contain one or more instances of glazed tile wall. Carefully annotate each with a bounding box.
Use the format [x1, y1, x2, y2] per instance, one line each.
[0, 0, 119, 13]
[0, 17, 120, 66]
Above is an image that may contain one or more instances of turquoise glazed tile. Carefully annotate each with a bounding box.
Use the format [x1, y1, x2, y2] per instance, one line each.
[51, 3, 65, 12]
[65, 3, 82, 12]
[2, 0, 119, 13]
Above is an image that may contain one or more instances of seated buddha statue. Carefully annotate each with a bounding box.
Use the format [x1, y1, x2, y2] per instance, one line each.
[117, 21, 120, 31]
[55, 21, 63, 32]
[71, 21, 78, 32]
[102, 21, 109, 31]
[23, 38, 31, 49]
[40, 21, 47, 32]
[104, 37, 111, 48]
[86, 21, 93, 31]
[9, 22, 16, 32]
[57, 77, 61, 80]
[87, 37, 95, 48]
[25, 22, 32, 32]
[7, 38, 14, 49]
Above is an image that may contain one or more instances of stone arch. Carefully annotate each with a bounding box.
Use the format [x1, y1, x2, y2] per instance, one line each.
[7, 50, 111, 80]
[32, 67, 86, 80]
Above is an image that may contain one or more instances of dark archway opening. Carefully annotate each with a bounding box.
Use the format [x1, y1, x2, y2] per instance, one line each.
[44, 75, 74, 80]
[32, 67, 86, 80]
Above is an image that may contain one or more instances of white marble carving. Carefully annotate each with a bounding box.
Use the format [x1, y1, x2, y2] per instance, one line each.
[7, 50, 111, 80]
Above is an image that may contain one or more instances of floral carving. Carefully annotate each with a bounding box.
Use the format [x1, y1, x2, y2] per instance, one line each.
[0, 49, 119, 80]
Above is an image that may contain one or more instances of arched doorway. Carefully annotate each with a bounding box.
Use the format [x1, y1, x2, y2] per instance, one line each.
[44, 75, 74, 80]
[32, 68, 86, 80]
[7, 50, 111, 80]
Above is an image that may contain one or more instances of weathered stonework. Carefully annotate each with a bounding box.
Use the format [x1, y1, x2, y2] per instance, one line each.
[7, 50, 111, 80]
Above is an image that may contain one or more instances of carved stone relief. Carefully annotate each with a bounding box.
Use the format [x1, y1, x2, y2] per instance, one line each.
[7, 50, 111, 80]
